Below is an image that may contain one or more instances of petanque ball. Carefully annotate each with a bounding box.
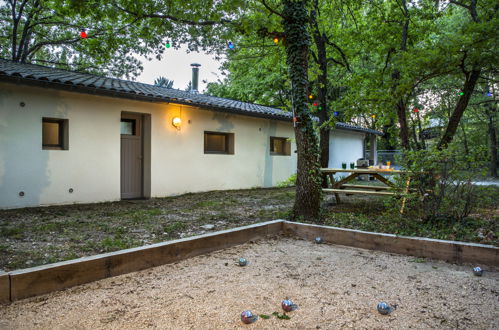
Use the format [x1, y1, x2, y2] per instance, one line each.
[377, 302, 392, 315]
[241, 310, 258, 324]
[238, 258, 248, 266]
[473, 266, 483, 276]
[281, 299, 298, 312]
[315, 237, 324, 244]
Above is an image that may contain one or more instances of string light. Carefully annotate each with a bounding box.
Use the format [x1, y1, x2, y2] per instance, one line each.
[166, 42, 171, 48]
[333, 111, 339, 117]
[308, 94, 313, 99]
[413, 108, 419, 113]
[371, 114, 376, 119]
[459, 91, 464, 96]
[313, 102, 318, 107]
[273, 37, 279, 44]
[80, 29, 87, 39]
[486, 91, 492, 97]
[228, 41, 235, 49]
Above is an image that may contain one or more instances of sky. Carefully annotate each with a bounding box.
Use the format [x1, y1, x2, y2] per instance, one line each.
[135, 46, 224, 93]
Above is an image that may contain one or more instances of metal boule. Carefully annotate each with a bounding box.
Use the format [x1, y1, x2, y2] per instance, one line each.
[241, 310, 258, 324]
[281, 299, 298, 312]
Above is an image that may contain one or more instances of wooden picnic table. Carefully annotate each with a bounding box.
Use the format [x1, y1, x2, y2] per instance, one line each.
[321, 168, 410, 204]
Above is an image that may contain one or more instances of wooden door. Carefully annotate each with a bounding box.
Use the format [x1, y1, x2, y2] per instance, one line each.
[120, 113, 143, 199]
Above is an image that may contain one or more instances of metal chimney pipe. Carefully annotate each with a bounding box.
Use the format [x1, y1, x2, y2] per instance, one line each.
[190, 63, 201, 93]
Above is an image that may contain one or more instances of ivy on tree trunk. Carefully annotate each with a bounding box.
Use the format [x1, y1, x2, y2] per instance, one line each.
[282, 0, 321, 221]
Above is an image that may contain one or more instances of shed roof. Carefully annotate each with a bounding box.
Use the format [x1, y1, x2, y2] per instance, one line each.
[0, 59, 382, 136]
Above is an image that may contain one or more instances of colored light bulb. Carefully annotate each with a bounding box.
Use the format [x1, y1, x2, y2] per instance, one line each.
[309, 94, 313, 99]
[459, 92, 464, 96]
[273, 37, 279, 44]
[228, 41, 234, 49]
[313, 102, 318, 107]
[413, 108, 419, 113]
[80, 29, 87, 39]
[486, 91, 492, 97]
[371, 114, 376, 119]
[166, 42, 171, 48]
[333, 111, 339, 117]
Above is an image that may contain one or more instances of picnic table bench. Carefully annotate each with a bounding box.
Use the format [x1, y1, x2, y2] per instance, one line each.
[321, 168, 411, 204]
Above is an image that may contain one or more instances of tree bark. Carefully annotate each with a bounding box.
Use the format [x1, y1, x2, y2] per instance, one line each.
[486, 107, 497, 177]
[311, 6, 330, 187]
[283, 0, 321, 221]
[437, 69, 481, 149]
[392, 0, 410, 150]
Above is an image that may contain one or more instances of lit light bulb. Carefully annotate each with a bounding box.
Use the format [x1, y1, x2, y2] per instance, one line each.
[166, 42, 171, 48]
[172, 117, 182, 129]
[273, 37, 279, 44]
[228, 41, 235, 49]
[80, 29, 87, 39]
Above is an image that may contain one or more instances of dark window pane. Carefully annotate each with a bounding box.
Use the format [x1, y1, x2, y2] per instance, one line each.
[121, 119, 135, 135]
[272, 138, 284, 154]
[205, 133, 227, 152]
[43, 121, 60, 146]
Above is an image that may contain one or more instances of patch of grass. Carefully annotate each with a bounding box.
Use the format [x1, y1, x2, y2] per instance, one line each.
[0, 227, 25, 239]
[195, 200, 222, 208]
[272, 312, 291, 320]
[99, 237, 129, 252]
[163, 222, 188, 235]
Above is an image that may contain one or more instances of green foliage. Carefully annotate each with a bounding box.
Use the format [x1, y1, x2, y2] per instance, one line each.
[154, 76, 174, 88]
[272, 312, 291, 320]
[390, 146, 483, 222]
[277, 173, 297, 187]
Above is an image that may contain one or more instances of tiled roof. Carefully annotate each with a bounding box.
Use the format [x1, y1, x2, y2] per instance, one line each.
[0, 59, 382, 135]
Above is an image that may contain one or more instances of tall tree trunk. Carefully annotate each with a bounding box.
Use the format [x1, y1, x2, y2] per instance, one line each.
[392, 0, 410, 150]
[437, 69, 481, 149]
[283, 0, 321, 221]
[486, 107, 497, 177]
[311, 6, 330, 187]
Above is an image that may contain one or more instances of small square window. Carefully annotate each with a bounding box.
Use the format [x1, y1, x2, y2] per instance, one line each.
[204, 132, 234, 154]
[120, 119, 136, 135]
[270, 137, 291, 156]
[42, 118, 68, 150]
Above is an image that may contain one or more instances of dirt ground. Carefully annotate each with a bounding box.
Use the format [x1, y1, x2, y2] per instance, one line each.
[1, 236, 497, 329]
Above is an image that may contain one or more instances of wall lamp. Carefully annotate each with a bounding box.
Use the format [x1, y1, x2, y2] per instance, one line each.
[172, 116, 182, 129]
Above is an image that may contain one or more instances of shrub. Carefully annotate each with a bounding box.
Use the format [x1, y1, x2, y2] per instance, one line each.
[389, 146, 481, 223]
[277, 173, 297, 187]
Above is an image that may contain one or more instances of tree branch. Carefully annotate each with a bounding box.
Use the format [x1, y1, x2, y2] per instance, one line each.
[115, 4, 231, 26]
[260, 0, 284, 18]
[449, 0, 471, 10]
[324, 36, 351, 71]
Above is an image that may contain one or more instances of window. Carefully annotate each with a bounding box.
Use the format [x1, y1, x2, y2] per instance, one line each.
[42, 118, 68, 150]
[270, 137, 291, 156]
[204, 131, 234, 154]
[120, 118, 136, 135]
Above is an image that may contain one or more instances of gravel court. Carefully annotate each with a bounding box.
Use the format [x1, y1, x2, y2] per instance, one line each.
[0, 236, 497, 329]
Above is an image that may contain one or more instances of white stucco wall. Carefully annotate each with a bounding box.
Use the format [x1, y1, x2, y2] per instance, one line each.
[0, 82, 296, 208]
[328, 129, 366, 169]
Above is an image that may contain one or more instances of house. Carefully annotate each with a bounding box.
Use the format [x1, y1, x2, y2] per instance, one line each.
[0, 59, 381, 209]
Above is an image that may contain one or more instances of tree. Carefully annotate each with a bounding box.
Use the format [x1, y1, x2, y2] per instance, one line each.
[0, 0, 152, 78]
[154, 76, 174, 88]
[281, 0, 321, 220]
